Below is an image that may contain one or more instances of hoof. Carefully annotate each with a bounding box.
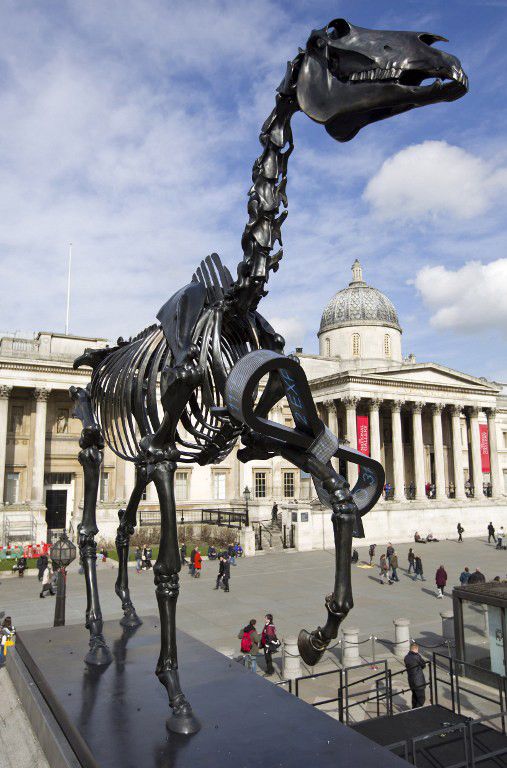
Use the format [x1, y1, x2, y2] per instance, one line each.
[298, 629, 325, 667]
[166, 712, 201, 735]
[120, 612, 143, 628]
[84, 640, 113, 667]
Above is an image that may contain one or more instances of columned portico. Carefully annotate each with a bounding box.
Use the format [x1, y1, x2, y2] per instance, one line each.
[344, 396, 359, 486]
[469, 407, 484, 498]
[0, 385, 12, 504]
[450, 405, 466, 500]
[368, 398, 382, 463]
[31, 388, 50, 505]
[411, 402, 426, 500]
[391, 400, 405, 501]
[486, 408, 502, 498]
[431, 403, 447, 500]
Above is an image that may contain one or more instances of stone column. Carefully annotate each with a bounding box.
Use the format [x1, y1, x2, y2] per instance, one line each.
[469, 407, 484, 498]
[342, 626, 360, 665]
[411, 402, 426, 500]
[31, 388, 50, 504]
[0, 386, 12, 504]
[450, 405, 466, 500]
[486, 409, 502, 498]
[393, 618, 411, 659]
[344, 396, 359, 486]
[431, 403, 447, 500]
[124, 459, 136, 503]
[282, 636, 303, 680]
[368, 398, 382, 463]
[325, 399, 339, 472]
[391, 401, 405, 501]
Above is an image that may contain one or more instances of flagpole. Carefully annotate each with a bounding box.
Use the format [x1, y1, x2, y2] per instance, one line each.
[65, 243, 72, 335]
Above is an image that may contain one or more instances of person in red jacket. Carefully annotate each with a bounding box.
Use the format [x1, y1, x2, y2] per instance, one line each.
[261, 614, 279, 676]
[193, 547, 202, 578]
[435, 565, 447, 598]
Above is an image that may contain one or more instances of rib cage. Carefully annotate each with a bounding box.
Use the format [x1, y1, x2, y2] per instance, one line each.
[89, 256, 260, 465]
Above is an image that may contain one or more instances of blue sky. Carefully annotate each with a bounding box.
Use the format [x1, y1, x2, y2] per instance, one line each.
[1, 1, 507, 380]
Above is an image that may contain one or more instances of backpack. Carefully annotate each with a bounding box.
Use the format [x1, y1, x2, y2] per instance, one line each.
[241, 630, 253, 653]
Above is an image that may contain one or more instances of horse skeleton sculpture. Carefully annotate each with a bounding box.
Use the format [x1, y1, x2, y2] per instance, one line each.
[70, 19, 467, 735]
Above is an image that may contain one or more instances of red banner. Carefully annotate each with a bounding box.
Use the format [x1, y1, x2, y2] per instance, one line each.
[479, 424, 490, 473]
[356, 415, 370, 456]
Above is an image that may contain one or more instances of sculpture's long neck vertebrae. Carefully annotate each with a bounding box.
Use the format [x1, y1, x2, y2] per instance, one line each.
[233, 57, 302, 312]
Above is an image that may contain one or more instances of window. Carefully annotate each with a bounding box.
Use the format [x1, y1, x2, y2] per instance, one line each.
[56, 408, 69, 434]
[283, 471, 295, 498]
[325, 338, 331, 356]
[5, 472, 19, 504]
[254, 471, 267, 498]
[175, 471, 189, 501]
[285, 415, 294, 428]
[504, 470, 507, 494]
[384, 333, 391, 358]
[100, 472, 109, 502]
[503, 432, 507, 449]
[214, 472, 227, 500]
[141, 490, 147, 501]
[352, 333, 361, 357]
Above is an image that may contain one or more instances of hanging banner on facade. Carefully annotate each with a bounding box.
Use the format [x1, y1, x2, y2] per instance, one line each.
[356, 415, 370, 456]
[479, 424, 490, 473]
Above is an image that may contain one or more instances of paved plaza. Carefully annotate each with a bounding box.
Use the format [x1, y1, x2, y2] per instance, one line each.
[2, 535, 505, 656]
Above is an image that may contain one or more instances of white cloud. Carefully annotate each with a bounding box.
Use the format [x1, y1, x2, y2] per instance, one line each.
[414, 259, 507, 333]
[363, 140, 507, 222]
[268, 316, 306, 350]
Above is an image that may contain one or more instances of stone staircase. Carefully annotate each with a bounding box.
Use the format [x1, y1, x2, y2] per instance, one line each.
[261, 521, 285, 552]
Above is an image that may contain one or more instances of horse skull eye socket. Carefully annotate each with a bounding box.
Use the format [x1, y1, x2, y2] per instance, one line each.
[327, 18, 351, 40]
[419, 33, 449, 46]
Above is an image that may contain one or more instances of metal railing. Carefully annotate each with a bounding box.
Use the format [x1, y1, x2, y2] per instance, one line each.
[138, 507, 248, 528]
[432, 652, 507, 724]
[282, 523, 295, 549]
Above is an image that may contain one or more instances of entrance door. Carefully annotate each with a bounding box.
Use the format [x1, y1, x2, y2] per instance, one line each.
[46, 490, 67, 542]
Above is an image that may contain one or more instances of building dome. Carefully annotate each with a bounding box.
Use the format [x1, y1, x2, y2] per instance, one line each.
[319, 260, 401, 334]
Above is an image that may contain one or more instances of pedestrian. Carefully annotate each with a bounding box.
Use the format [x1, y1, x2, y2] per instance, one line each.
[368, 543, 376, 566]
[404, 642, 427, 709]
[497, 527, 505, 550]
[386, 542, 394, 566]
[189, 547, 196, 576]
[135, 546, 142, 573]
[459, 566, 470, 585]
[413, 554, 425, 581]
[143, 546, 152, 570]
[222, 555, 230, 591]
[468, 568, 486, 584]
[39, 565, 56, 598]
[384, 482, 392, 500]
[390, 551, 400, 582]
[228, 544, 236, 566]
[351, 548, 359, 564]
[215, 556, 225, 590]
[0, 617, 15, 669]
[465, 479, 472, 497]
[425, 481, 431, 498]
[408, 481, 415, 500]
[261, 614, 280, 676]
[435, 564, 447, 598]
[207, 544, 218, 560]
[180, 542, 187, 564]
[488, 522, 496, 544]
[271, 502, 278, 524]
[407, 548, 415, 574]
[36, 552, 48, 582]
[457, 522, 464, 543]
[13, 555, 27, 577]
[238, 619, 260, 673]
[379, 553, 391, 584]
[193, 547, 202, 578]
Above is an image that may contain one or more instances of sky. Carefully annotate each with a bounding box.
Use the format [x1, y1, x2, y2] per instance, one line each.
[1, 0, 507, 381]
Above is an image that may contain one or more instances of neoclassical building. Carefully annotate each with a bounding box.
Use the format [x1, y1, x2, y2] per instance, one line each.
[1, 260, 506, 547]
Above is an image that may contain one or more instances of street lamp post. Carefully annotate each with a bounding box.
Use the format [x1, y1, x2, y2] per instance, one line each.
[243, 486, 251, 528]
[50, 532, 77, 627]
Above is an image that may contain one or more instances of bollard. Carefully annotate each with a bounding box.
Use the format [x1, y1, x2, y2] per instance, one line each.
[342, 627, 360, 665]
[440, 610, 454, 642]
[393, 618, 410, 659]
[282, 636, 303, 680]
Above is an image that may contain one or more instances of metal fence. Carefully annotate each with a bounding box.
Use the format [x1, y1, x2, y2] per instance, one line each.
[139, 507, 248, 528]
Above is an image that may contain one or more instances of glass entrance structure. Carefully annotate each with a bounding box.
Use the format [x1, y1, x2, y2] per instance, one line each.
[453, 582, 507, 680]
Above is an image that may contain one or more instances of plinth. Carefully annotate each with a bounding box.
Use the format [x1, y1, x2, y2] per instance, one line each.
[10, 617, 408, 767]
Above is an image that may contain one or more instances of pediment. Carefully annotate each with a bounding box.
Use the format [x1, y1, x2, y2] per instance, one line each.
[368, 363, 499, 392]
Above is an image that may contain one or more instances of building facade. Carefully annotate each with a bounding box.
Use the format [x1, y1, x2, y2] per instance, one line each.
[1, 261, 506, 548]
